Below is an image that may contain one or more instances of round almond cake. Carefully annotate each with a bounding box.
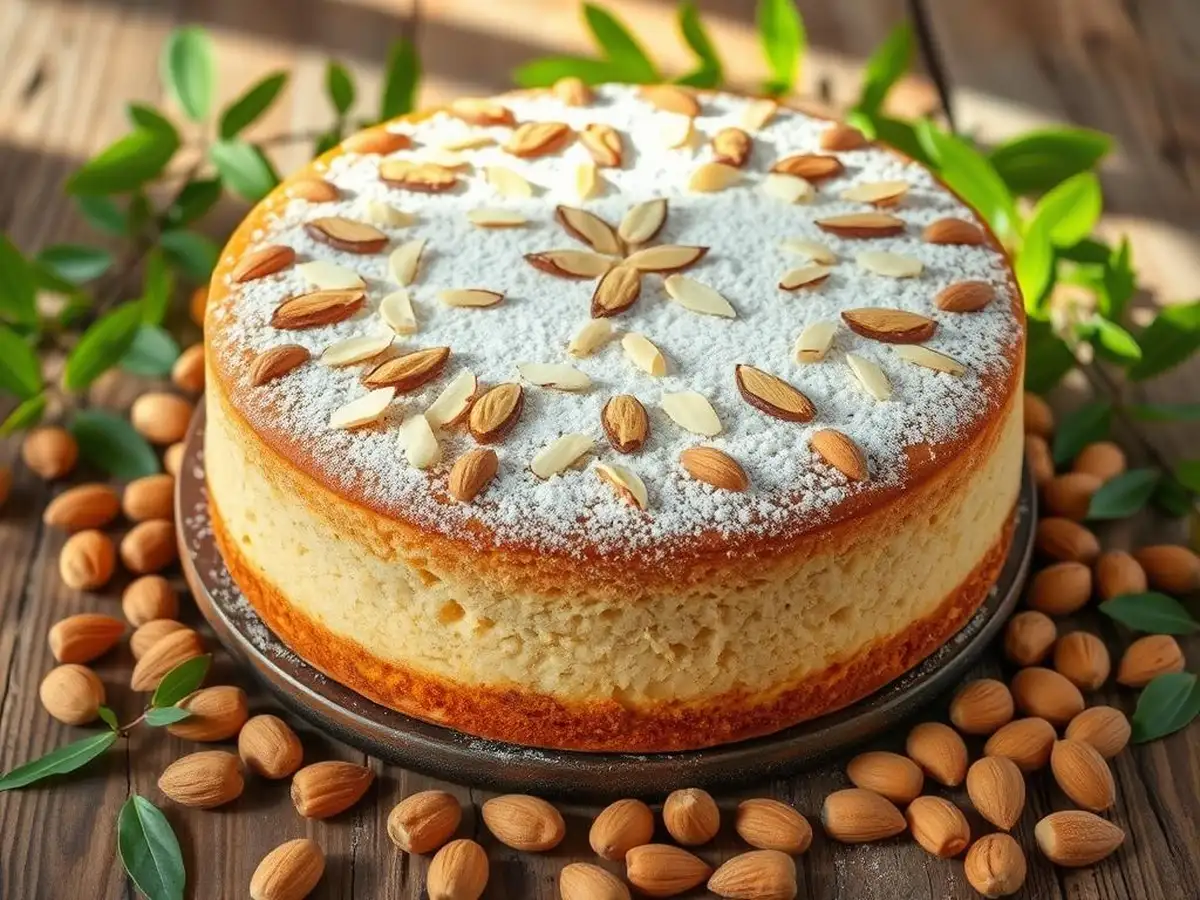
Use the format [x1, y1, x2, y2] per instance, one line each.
[204, 84, 1025, 752]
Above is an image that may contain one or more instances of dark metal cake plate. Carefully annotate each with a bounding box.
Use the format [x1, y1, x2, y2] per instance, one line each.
[178, 407, 1035, 799]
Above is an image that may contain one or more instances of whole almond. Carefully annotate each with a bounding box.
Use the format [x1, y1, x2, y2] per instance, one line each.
[1024, 391, 1055, 438]
[1025, 435, 1054, 487]
[130, 392, 193, 445]
[120, 519, 178, 574]
[1050, 739, 1115, 811]
[343, 127, 411, 155]
[841, 308, 936, 343]
[48, 613, 123, 663]
[810, 429, 869, 482]
[448, 449, 498, 503]
[1072, 440, 1126, 481]
[734, 798, 811, 854]
[905, 796, 969, 858]
[966, 755, 1025, 831]
[735, 365, 815, 422]
[250, 838, 325, 900]
[39, 663, 105, 725]
[380, 160, 459, 192]
[251, 345, 311, 385]
[820, 788, 905, 843]
[239, 714, 304, 779]
[158, 750, 244, 808]
[707, 849, 796, 900]
[130, 618, 188, 660]
[663, 787, 720, 846]
[905, 721, 968, 787]
[468, 383, 523, 443]
[1010, 667, 1085, 725]
[481, 794, 565, 851]
[1034, 810, 1124, 867]
[272, 289, 366, 330]
[772, 153, 844, 181]
[984, 717, 1057, 772]
[130, 626, 204, 691]
[590, 798, 655, 861]
[1035, 518, 1100, 564]
[233, 245, 296, 284]
[680, 446, 749, 491]
[122, 575, 179, 626]
[949, 679, 1014, 735]
[1042, 472, 1101, 521]
[560, 862, 630, 900]
[554, 76, 593, 106]
[592, 264, 642, 317]
[164, 442, 185, 477]
[641, 84, 700, 117]
[602, 395, 650, 453]
[43, 484, 121, 532]
[1053, 631, 1111, 691]
[1116, 634, 1185, 687]
[22, 427, 79, 480]
[291, 760, 374, 818]
[168, 685, 249, 742]
[625, 844, 712, 897]
[123, 474, 176, 522]
[816, 212, 906, 238]
[580, 123, 623, 168]
[935, 280, 995, 312]
[506, 121, 573, 158]
[964, 833, 1027, 898]
[820, 122, 867, 151]
[922, 217, 985, 246]
[1004, 610, 1057, 667]
[389, 790, 462, 854]
[1133, 544, 1200, 594]
[1064, 706, 1131, 758]
[427, 838, 488, 900]
[712, 127, 752, 168]
[846, 751, 924, 805]
[362, 346, 450, 391]
[1027, 561, 1092, 616]
[1094, 550, 1147, 600]
[59, 530, 117, 590]
[288, 178, 341, 202]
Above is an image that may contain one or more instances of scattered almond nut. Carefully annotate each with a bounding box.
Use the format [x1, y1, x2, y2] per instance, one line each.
[842, 308, 936, 344]
[1025, 435, 1054, 487]
[820, 122, 865, 150]
[1094, 550, 1147, 600]
[130, 619, 188, 661]
[531, 434, 594, 480]
[1035, 518, 1100, 564]
[1053, 631, 1111, 691]
[427, 838, 489, 900]
[922, 217, 985, 246]
[984, 717, 1057, 772]
[966, 755, 1025, 831]
[130, 393, 194, 446]
[625, 844, 711, 897]
[172, 343, 206, 393]
[22, 427, 79, 480]
[906, 796, 970, 858]
[964, 832, 1027, 898]
[250, 838, 325, 900]
[1071, 441, 1126, 481]
[39, 663, 105, 725]
[1051, 738, 1115, 812]
[1042, 472, 1102, 521]
[663, 787, 720, 846]
[291, 760, 375, 819]
[120, 519, 178, 574]
[1027, 561, 1092, 616]
[1010, 667, 1085, 726]
[43, 484, 121, 532]
[810, 429, 868, 482]
[949, 678, 1014, 735]
[122, 575, 179, 626]
[1132, 544, 1200, 594]
[168, 685, 249, 742]
[904, 721, 968, 787]
[560, 862, 630, 900]
[1116, 634, 1185, 687]
[232, 244, 297, 283]
[590, 798, 655, 861]
[641, 84, 700, 117]
[772, 153, 843, 181]
[1034, 810, 1124, 867]
[1064, 706, 1130, 759]
[707, 849, 796, 900]
[251, 345, 311, 386]
[680, 446, 748, 492]
[734, 798, 812, 855]
[1004, 610, 1057, 667]
[821, 788, 906, 844]
[481, 794, 565, 852]
[388, 790, 462, 854]
[817, 212, 905, 238]
[1023, 392, 1055, 437]
[735, 365, 814, 422]
[48, 612, 123, 663]
[130, 626, 204, 691]
[846, 751, 924, 805]
[448, 448, 498, 503]
[468, 383, 523, 443]
[123, 473, 176, 522]
[505, 121, 573, 158]
[238, 714, 304, 779]
[158, 750, 244, 809]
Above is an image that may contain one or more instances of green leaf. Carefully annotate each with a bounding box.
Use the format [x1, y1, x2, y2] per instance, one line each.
[1100, 592, 1198, 635]
[209, 140, 279, 202]
[512, 56, 625, 88]
[1086, 468, 1160, 520]
[380, 39, 420, 121]
[1058, 237, 1111, 265]
[1175, 459, 1200, 493]
[1128, 300, 1200, 382]
[1132, 672, 1200, 743]
[70, 409, 160, 479]
[0, 234, 38, 325]
[1152, 472, 1196, 518]
[325, 61, 356, 116]
[1, 394, 47, 435]
[855, 21, 912, 117]
[918, 122, 1018, 241]
[1085, 316, 1141, 365]
[76, 195, 128, 237]
[583, 3, 658, 83]
[0, 730, 117, 791]
[1024, 319, 1076, 393]
[67, 128, 180, 195]
[219, 71, 288, 140]
[1052, 401, 1112, 465]
[0, 323, 42, 400]
[143, 707, 193, 727]
[63, 302, 142, 391]
[845, 110, 934, 167]
[989, 127, 1113, 196]
[35, 244, 113, 285]
[151, 655, 211, 708]
[1028, 171, 1102, 247]
[676, 1, 723, 88]
[121, 325, 181, 377]
[119, 795, 186, 900]
[1015, 217, 1055, 312]
[127, 104, 180, 143]
[1098, 236, 1136, 321]
[163, 178, 223, 229]
[1130, 403, 1200, 423]
[159, 230, 219, 282]
[97, 706, 120, 731]
[139, 249, 175, 326]
[756, 0, 805, 95]
[162, 27, 215, 122]
[313, 129, 342, 159]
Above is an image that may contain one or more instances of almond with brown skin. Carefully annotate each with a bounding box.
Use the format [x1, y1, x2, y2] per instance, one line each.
[735, 365, 815, 423]
[1116, 634, 1185, 686]
[554, 76, 592, 105]
[343, 127, 411, 155]
[623, 244, 708, 273]
[1065, 706, 1131, 758]
[906, 796, 970, 858]
[39, 663, 105, 725]
[164, 443, 185, 477]
[120, 519, 177, 574]
[44, 484, 121, 532]
[1035, 518, 1100, 564]
[846, 751, 924, 805]
[1027, 561, 1092, 615]
[841, 308, 937, 344]
[1051, 739, 1115, 811]
[239, 714, 304, 779]
[1010, 667, 1085, 725]
[288, 178, 340, 202]
[680, 447, 749, 491]
[923, 217, 986, 246]
[810, 429, 868, 482]
[449, 97, 515, 126]
[131, 627, 204, 691]
[468, 383, 523, 443]
[817, 212, 906, 238]
[905, 721, 968, 787]
[641, 85, 700, 117]
[48, 613, 124, 664]
[505, 121, 573, 158]
[482, 794, 566, 852]
[1024, 390, 1055, 437]
[122, 575, 178, 626]
[22, 427, 78, 480]
[251, 345, 311, 385]
[448, 448, 499, 502]
[1094, 550, 1147, 600]
[123, 473, 175, 522]
[625, 844, 711, 897]
[1042, 472, 1102, 521]
[362, 346, 450, 391]
[707, 849, 796, 900]
[158, 750, 244, 809]
[1025, 435, 1055, 488]
[525, 250, 615, 279]
[560, 863, 630, 900]
[580, 123, 623, 167]
[291, 761, 375, 819]
[734, 799, 811, 855]
[379, 160, 459, 192]
[388, 790, 462, 854]
[428, 838, 489, 900]
[712, 127, 752, 167]
[1133, 544, 1200, 593]
[602, 395, 649, 453]
[250, 838, 325, 900]
[1004, 610, 1057, 667]
[557, 205, 622, 254]
[305, 217, 389, 254]
[663, 788, 720, 846]
[965, 833, 1027, 898]
[171, 344, 205, 393]
[966, 755, 1025, 831]
[950, 678, 1014, 735]
[1053, 631, 1110, 691]
[271, 290, 365, 330]
[1072, 441, 1126, 481]
[1034, 810, 1124, 868]
[771, 153, 844, 180]
[590, 798, 655, 861]
[821, 788, 905, 843]
[131, 393, 194, 445]
[233, 245, 297, 283]
[936, 280, 996, 312]
[59, 530, 116, 590]
[130, 619, 188, 660]
[592, 265, 642, 317]
[820, 122, 867, 151]
[984, 717, 1057, 772]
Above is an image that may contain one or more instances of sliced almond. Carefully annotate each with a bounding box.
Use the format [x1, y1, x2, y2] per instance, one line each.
[418, 147, 470, 170]
[595, 463, 648, 510]
[527, 250, 615, 279]
[343, 128, 412, 155]
[505, 121, 572, 158]
[554, 76, 592, 106]
[556, 206, 622, 254]
[794, 321, 837, 363]
[664, 275, 736, 318]
[517, 363, 591, 392]
[232, 245, 296, 283]
[688, 162, 741, 193]
[618, 199, 668, 246]
[379, 160, 459, 193]
[580, 124, 623, 168]
[440, 289, 504, 309]
[842, 308, 937, 344]
[379, 288, 418, 334]
[845, 353, 892, 401]
[740, 98, 778, 132]
[592, 265, 641, 317]
[780, 265, 832, 291]
[662, 391, 721, 436]
[449, 97, 515, 127]
[319, 333, 394, 367]
[659, 114, 696, 151]
[362, 346, 450, 391]
[425, 370, 478, 428]
[923, 217, 986, 246]
[531, 433, 594, 480]
[448, 448, 498, 502]
[288, 178, 340, 202]
[642, 85, 700, 117]
[711, 127, 752, 168]
[811, 429, 868, 481]
[622, 333, 666, 376]
[817, 212, 906, 238]
[297, 260, 364, 290]
[271, 290, 365, 330]
[894, 345, 966, 376]
[485, 165, 534, 199]
[624, 244, 708, 273]
[735, 365, 815, 422]
[568, 319, 614, 357]
[329, 387, 394, 430]
[761, 173, 814, 204]
[439, 132, 494, 152]
[250, 345, 310, 386]
[398, 414, 441, 469]
[820, 122, 868, 151]
[856, 251, 924, 278]
[772, 153, 844, 181]
[936, 280, 996, 312]
[680, 447, 748, 491]
[601, 395, 649, 453]
[364, 200, 415, 228]
[468, 383, 523, 443]
[781, 239, 836, 264]
[467, 208, 527, 228]
[388, 239, 427, 286]
[842, 180, 910, 206]
[575, 162, 601, 201]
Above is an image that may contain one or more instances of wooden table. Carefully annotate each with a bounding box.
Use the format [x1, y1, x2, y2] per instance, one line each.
[1, 1, 1197, 897]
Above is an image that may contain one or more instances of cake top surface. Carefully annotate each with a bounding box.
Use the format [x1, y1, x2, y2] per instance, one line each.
[208, 84, 1023, 559]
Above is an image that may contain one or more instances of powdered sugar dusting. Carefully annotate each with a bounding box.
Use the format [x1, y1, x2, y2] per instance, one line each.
[209, 85, 1020, 556]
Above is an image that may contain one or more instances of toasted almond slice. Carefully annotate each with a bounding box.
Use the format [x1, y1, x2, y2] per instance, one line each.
[418, 147, 469, 170]
[319, 333, 394, 367]
[817, 212, 906, 238]
[601, 395, 649, 453]
[780, 265, 832, 291]
[624, 244, 708, 273]
[467, 208, 527, 228]
[271, 290, 365, 330]
[794, 321, 837, 363]
[250, 345, 310, 386]
[622, 333, 666, 376]
[680, 446, 748, 491]
[568, 319, 614, 357]
[505, 121, 573, 158]
[662, 391, 721, 436]
[398, 414, 441, 469]
[845, 353, 892, 401]
[781, 238, 837, 264]
[468, 383, 523, 443]
[842, 180, 910, 206]
[659, 113, 696, 151]
[923, 217, 986, 246]
[575, 162, 601, 200]
[811, 429, 868, 481]
[688, 162, 741, 193]
[711, 127, 752, 168]
[531, 433, 594, 480]
[740, 98, 778, 132]
[820, 122, 868, 151]
[388, 239, 427, 286]
[362, 346, 450, 391]
[856, 250, 924, 278]
[642, 85, 700, 117]
[449, 97, 515, 126]
[554, 76, 592, 106]
[517, 362, 591, 392]
[379, 288, 418, 334]
[288, 178, 340, 202]
[592, 265, 641, 317]
[329, 387, 395, 430]
[595, 463, 648, 510]
[297, 260, 364, 290]
[556, 205, 622, 254]
[343, 128, 412, 155]
[232, 245, 296, 283]
[425, 370, 478, 428]
[664, 275, 736, 318]
[364, 200, 415, 227]
[580, 124, 623, 167]
[439, 289, 504, 309]
[448, 447, 498, 502]
[735, 365, 815, 422]
[894, 345, 966, 375]
[378, 160, 458, 192]
[772, 153, 844, 181]
[618, 199, 668, 246]
[842, 308, 937, 343]
[526, 250, 616, 279]
[438, 131, 494, 152]
[936, 280, 996, 312]
[485, 165, 534, 199]
[761, 173, 814, 204]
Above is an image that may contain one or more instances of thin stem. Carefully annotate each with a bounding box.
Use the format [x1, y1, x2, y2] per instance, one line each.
[1079, 360, 1175, 472]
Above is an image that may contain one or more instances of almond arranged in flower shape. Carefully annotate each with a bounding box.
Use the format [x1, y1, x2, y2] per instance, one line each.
[625, 845, 711, 897]
[468, 383, 523, 443]
[580, 123, 624, 167]
[271, 289, 365, 330]
[526, 250, 616, 279]
[329, 387, 396, 430]
[688, 162, 741, 193]
[531, 434, 594, 480]
[820, 122, 867, 151]
[505, 121, 573, 158]
[625, 245, 709, 273]
[449, 448, 499, 503]
[556, 205, 623, 255]
[250, 345, 311, 386]
[662, 391, 722, 436]
[596, 463, 649, 510]
[425, 370, 478, 428]
[449, 96, 515, 126]
[379, 159, 458, 192]
[842, 308, 937, 343]
[363, 346, 450, 391]
[440, 289, 504, 308]
[680, 447, 749, 492]
[779, 265, 832, 291]
[288, 177, 340, 202]
[305, 216, 389, 254]
[593, 266, 642, 318]
[842, 180, 910, 206]
[711, 127, 752, 167]
[772, 153, 844, 181]
[817, 212, 906, 238]
[937, 280, 996, 312]
[602, 395, 650, 453]
[736, 365, 815, 423]
[343, 127, 412, 155]
[641, 84, 700, 117]
[810, 429, 868, 481]
[923, 217, 986, 245]
[232, 245, 296, 283]
[618, 199, 668, 246]
[708, 850, 796, 900]
[794, 321, 837, 362]
[664, 275, 735, 318]
[518, 362, 591, 392]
